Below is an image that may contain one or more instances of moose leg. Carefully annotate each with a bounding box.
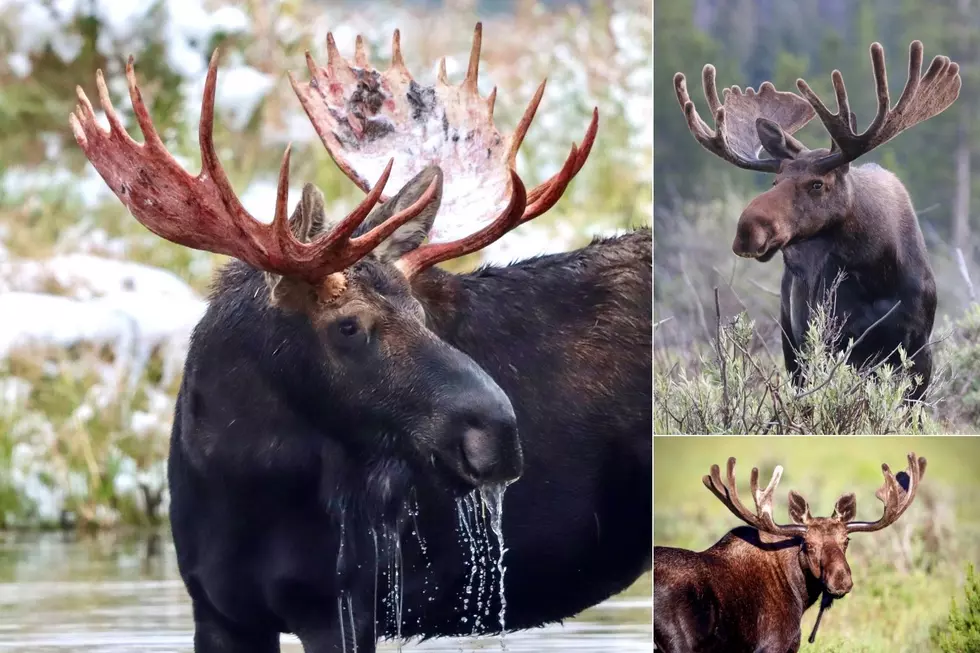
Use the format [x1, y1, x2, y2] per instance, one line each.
[907, 342, 932, 403]
[779, 275, 803, 388]
[295, 627, 375, 653]
[191, 597, 280, 653]
[289, 592, 377, 653]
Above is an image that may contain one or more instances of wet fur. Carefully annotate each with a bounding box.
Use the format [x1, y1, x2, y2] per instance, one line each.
[168, 228, 652, 651]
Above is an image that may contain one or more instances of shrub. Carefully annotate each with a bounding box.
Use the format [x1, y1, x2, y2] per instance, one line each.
[654, 278, 941, 434]
[931, 563, 980, 653]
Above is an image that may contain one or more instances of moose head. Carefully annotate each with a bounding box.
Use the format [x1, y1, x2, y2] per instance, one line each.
[673, 41, 960, 261]
[703, 453, 927, 598]
[70, 25, 597, 495]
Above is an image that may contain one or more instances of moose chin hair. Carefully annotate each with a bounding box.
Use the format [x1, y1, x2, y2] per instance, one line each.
[317, 451, 416, 526]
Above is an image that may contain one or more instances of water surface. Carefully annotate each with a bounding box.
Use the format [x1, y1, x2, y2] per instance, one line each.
[0, 532, 651, 652]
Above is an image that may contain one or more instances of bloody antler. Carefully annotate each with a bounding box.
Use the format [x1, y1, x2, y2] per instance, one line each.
[70, 51, 439, 292]
[289, 23, 598, 277]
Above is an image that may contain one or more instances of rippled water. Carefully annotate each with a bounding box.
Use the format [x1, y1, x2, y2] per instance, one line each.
[0, 532, 652, 652]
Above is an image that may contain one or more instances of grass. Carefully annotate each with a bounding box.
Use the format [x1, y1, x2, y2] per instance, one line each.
[653, 271, 980, 434]
[654, 437, 980, 652]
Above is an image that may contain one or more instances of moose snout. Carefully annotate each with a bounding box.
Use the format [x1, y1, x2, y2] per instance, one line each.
[460, 414, 522, 483]
[445, 387, 523, 486]
[732, 216, 772, 259]
[825, 568, 853, 597]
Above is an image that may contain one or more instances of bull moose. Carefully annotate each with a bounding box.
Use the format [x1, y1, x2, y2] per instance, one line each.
[71, 24, 651, 653]
[674, 41, 961, 401]
[654, 453, 926, 653]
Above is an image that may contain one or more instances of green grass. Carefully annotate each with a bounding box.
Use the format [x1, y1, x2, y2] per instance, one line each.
[654, 437, 980, 652]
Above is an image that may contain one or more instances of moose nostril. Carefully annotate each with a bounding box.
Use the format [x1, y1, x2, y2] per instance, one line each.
[459, 416, 522, 484]
[461, 425, 499, 477]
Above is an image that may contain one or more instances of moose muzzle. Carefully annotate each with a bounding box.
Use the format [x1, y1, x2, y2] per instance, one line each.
[434, 354, 524, 488]
[732, 184, 794, 261]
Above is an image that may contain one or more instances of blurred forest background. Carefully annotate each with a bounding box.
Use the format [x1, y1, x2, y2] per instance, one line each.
[655, 437, 980, 652]
[0, 0, 651, 529]
[654, 0, 980, 433]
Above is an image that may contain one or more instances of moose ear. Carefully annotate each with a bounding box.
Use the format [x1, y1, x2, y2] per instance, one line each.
[356, 165, 444, 262]
[289, 183, 327, 242]
[788, 490, 812, 525]
[756, 118, 805, 160]
[832, 493, 857, 522]
[261, 184, 328, 312]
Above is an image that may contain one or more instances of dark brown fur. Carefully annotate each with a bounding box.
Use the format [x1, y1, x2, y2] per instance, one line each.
[676, 42, 959, 403]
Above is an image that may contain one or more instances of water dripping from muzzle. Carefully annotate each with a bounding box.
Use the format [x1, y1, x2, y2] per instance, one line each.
[481, 483, 509, 646]
[456, 494, 483, 632]
[407, 494, 434, 628]
[337, 595, 347, 653]
[453, 483, 510, 644]
[347, 594, 358, 653]
[379, 526, 405, 652]
[371, 528, 379, 645]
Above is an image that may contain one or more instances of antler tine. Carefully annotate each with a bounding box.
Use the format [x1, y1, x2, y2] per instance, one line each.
[525, 108, 598, 207]
[462, 22, 482, 93]
[750, 464, 785, 528]
[354, 35, 369, 68]
[847, 453, 927, 534]
[798, 40, 961, 174]
[396, 171, 527, 279]
[506, 79, 547, 166]
[391, 29, 406, 70]
[701, 458, 805, 537]
[347, 174, 441, 254]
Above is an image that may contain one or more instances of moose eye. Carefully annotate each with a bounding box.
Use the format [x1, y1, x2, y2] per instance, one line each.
[337, 317, 360, 337]
[810, 180, 824, 191]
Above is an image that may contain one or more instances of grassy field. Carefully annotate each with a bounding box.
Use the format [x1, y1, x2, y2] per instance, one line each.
[654, 437, 980, 652]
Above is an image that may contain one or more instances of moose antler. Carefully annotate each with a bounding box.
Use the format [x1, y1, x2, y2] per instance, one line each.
[703, 458, 807, 537]
[674, 65, 816, 172]
[69, 52, 439, 292]
[846, 452, 926, 533]
[289, 23, 598, 277]
[797, 41, 961, 174]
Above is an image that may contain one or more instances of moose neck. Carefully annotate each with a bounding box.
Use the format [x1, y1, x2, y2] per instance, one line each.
[794, 542, 827, 611]
[729, 529, 824, 613]
[782, 164, 909, 284]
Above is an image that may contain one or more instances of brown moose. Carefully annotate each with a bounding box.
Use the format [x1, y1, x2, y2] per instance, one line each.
[654, 453, 926, 653]
[674, 41, 961, 401]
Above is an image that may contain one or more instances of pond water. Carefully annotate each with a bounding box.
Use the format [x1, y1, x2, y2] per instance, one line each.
[0, 532, 652, 652]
